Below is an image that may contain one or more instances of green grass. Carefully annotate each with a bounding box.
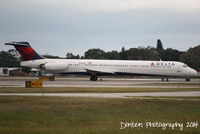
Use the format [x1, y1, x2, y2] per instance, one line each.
[0, 87, 200, 93]
[0, 96, 199, 134]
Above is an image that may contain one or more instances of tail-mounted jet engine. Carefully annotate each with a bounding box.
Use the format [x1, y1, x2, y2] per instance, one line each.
[39, 62, 68, 72]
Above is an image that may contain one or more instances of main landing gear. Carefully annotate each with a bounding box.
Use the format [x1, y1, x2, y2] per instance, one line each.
[185, 77, 190, 82]
[161, 77, 169, 82]
[162, 77, 191, 82]
[90, 75, 98, 81]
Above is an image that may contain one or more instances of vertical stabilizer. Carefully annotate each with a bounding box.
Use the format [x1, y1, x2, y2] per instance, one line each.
[5, 41, 44, 61]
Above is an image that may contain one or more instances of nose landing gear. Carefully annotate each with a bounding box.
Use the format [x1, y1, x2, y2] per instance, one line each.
[185, 77, 190, 82]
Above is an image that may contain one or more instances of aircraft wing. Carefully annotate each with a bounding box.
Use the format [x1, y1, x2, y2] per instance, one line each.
[85, 68, 115, 75]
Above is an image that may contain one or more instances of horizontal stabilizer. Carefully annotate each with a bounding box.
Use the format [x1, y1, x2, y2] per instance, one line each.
[5, 41, 30, 47]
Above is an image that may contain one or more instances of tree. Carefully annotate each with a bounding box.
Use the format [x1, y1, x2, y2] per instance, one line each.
[66, 52, 80, 59]
[119, 47, 128, 60]
[8, 49, 19, 58]
[156, 39, 163, 51]
[84, 49, 105, 59]
[104, 51, 120, 60]
[160, 48, 182, 61]
[127, 47, 160, 60]
[0, 50, 20, 67]
[180, 45, 200, 70]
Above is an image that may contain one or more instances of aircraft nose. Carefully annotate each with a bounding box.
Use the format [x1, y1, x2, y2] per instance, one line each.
[190, 68, 197, 76]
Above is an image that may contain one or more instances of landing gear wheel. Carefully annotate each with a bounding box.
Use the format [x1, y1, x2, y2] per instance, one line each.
[161, 77, 169, 81]
[90, 75, 98, 81]
[185, 77, 190, 82]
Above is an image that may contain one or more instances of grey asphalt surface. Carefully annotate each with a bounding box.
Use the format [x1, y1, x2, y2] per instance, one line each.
[0, 77, 200, 88]
[1, 91, 200, 98]
[0, 77, 200, 98]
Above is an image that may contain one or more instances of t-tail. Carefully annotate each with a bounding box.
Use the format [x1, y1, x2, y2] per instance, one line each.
[5, 41, 44, 61]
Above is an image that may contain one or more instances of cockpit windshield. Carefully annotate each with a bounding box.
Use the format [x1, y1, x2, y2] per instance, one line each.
[183, 64, 188, 68]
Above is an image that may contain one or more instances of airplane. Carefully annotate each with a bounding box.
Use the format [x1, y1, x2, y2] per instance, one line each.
[5, 41, 197, 81]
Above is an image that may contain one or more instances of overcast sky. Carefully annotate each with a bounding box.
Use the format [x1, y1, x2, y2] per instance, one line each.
[0, 0, 200, 57]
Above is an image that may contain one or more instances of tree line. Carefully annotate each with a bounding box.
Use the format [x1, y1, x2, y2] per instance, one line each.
[0, 39, 200, 70]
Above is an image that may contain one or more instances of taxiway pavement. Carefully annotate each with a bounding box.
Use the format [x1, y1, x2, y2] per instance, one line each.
[1, 91, 200, 98]
[0, 77, 200, 88]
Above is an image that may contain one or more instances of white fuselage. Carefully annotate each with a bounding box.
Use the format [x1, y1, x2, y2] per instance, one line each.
[21, 59, 197, 77]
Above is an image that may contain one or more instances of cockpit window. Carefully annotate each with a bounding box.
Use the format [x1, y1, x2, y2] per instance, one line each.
[183, 64, 188, 68]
